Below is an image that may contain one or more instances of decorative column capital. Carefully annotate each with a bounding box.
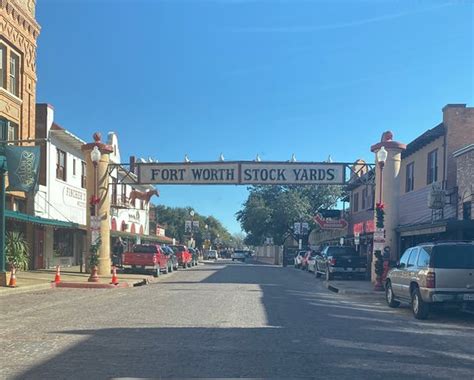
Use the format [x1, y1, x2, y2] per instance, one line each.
[370, 131, 406, 153]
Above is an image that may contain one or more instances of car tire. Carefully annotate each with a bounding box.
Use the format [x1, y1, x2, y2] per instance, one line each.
[411, 287, 429, 320]
[169, 264, 173, 273]
[325, 269, 333, 281]
[315, 271, 321, 278]
[385, 281, 400, 308]
[153, 267, 160, 277]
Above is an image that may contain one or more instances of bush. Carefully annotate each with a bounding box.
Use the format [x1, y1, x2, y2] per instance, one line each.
[5, 231, 30, 271]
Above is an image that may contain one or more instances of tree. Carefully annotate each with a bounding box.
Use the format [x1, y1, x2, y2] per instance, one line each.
[236, 185, 342, 246]
[153, 205, 233, 248]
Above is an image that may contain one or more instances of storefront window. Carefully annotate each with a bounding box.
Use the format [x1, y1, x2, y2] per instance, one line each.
[463, 201, 472, 220]
[53, 229, 74, 257]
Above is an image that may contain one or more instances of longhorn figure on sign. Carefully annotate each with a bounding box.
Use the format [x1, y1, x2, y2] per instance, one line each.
[129, 189, 159, 205]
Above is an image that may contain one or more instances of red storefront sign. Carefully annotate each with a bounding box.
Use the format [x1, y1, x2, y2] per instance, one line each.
[314, 213, 348, 230]
[353, 220, 375, 235]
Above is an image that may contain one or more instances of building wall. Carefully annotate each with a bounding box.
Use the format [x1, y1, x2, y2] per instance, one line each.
[0, 0, 40, 142]
[399, 137, 445, 195]
[455, 147, 474, 220]
[443, 105, 474, 189]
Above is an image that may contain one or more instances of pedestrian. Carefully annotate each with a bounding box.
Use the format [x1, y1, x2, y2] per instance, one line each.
[112, 238, 125, 267]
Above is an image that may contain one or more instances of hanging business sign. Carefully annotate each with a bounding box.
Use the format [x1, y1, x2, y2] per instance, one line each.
[5, 145, 41, 192]
[137, 162, 345, 185]
[313, 213, 348, 230]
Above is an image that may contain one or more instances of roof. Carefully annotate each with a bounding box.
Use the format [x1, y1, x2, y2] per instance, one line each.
[50, 123, 86, 154]
[402, 123, 445, 159]
[6, 210, 80, 229]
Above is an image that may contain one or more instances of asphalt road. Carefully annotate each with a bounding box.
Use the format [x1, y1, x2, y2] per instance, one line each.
[1, 259, 473, 380]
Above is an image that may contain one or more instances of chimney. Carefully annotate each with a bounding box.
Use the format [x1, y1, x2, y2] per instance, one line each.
[130, 156, 136, 174]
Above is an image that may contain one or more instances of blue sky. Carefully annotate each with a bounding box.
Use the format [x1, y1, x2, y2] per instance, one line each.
[36, 0, 473, 234]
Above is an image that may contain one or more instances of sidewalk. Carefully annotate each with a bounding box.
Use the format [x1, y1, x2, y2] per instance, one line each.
[0, 266, 155, 296]
[324, 279, 386, 298]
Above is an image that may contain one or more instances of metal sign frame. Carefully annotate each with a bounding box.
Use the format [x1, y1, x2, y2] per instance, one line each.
[108, 161, 375, 186]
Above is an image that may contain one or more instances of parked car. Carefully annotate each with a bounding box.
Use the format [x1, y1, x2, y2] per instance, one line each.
[170, 245, 193, 268]
[122, 244, 170, 277]
[162, 245, 179, 271]
[307, 251, 319, 273]
[315, 246, 366, 280]
[188, 248, 199, 266]
[385, 241, 474, 319]
[206, 250, 218, 260]
[294, 251, 306, 269]
[232, 250, 246, 262]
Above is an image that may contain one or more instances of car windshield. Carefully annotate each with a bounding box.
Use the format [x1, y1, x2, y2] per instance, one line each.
[432, 245, 474, 269]
[133, 245, 158, 254]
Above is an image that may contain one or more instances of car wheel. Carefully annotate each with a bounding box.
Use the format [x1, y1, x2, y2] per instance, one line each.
[325, 269, 333, 281]
[315, 270, 321, 278]
[153, 267, 160, 277]
[385, 281, 400, 308]
[411, 287, 429, 320]
[169, 264, 173, 273]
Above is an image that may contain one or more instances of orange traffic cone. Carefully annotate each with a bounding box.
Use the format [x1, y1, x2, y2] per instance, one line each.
[110, 266, 119, 285]
[54, 265, 61, 284]
[8, 267, 16, 288]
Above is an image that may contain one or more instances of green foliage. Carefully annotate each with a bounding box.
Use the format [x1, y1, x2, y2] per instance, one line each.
[88, 236, 101, 267]
[236, 185, 342, 246]
[153, 205, 233, 248]
[376, 202, 385, 229]
[374, 250, 384, 277]
[5, 231, 30, 271]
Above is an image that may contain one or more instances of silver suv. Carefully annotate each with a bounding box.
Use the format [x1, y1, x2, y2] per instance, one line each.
[385, 241, 474, 319]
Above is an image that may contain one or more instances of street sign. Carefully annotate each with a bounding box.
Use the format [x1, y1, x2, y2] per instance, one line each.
[184, 220, 192, 232]
[137, 161, 346, 185]
[354, 232, 360, 245]
[374, 228, 385, 243]
[293, 222, 301, 235]
[314, 213, 348, 230]
[192, 221, 200, 228]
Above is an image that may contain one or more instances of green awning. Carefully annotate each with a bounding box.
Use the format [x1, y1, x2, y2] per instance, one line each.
[5, 210, 80, 229]
[110, 230, 173, 244]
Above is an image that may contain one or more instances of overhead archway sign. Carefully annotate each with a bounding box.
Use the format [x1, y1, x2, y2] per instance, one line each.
[137, 161, 346, 185]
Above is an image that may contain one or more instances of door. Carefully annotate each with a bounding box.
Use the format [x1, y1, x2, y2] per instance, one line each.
[391, 248, 411, 296]
[400, 248, 419, 299]
[34, 228, 45, 269]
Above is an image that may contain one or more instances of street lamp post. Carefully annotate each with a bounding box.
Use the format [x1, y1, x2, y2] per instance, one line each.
[374, 146, 388, 291]
[88, 146, 102, 282]
[189, 210, 195, 248]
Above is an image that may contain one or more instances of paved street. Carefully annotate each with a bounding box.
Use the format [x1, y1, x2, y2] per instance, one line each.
[1, 260, 473, 380]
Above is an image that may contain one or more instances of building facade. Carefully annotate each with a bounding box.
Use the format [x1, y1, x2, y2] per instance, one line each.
[33, 104, 87, 269]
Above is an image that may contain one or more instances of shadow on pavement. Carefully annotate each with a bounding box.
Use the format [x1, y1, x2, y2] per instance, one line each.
[14, 263, 474, 379]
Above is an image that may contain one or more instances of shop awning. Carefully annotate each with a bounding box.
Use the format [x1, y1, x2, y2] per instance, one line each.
[5, 210, 80, 229]
[110, 230, 173, 244]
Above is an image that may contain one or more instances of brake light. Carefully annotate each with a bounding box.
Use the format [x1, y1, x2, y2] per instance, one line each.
[329, 257, 337, 266]
[426, 272, 436, 288]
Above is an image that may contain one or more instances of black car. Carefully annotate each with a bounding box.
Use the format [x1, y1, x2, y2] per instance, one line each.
[162, 245, 179, 271]
[188, 248, 199, 266]
[315, 246, 366, 280]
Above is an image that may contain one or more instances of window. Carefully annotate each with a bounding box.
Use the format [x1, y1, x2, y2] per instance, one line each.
[406, 162, 414, 192]
[56, 149, 66, 181]
[9, 53, 19, 96]
[432, 244, 474, 269]
[427, 149, 438, 184]
[417, 247, 431, 268]
[399, 249, 411, 269]
[362, 188, 367, 210]
[463, 201, 471, 220]
[353, 192, 359, 212]
[0, 44, 5, 88]
[0, 119, 18, 142]
[81, 161, 86, 189]
[72, 159, 76, 176]
[407, 248, 418, 267]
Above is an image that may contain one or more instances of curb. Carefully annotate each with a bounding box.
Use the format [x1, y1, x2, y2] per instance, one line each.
[51, 281, 131, 289]
[324, 281, 384, 296]
[0, 283, 52, 297]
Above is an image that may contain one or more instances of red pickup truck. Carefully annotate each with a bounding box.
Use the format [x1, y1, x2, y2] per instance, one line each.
[122, 244, 171, 276]
[170, 245, 192, 268]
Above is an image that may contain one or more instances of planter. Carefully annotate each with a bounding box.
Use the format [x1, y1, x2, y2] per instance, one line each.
[88, 265, 100, 282]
